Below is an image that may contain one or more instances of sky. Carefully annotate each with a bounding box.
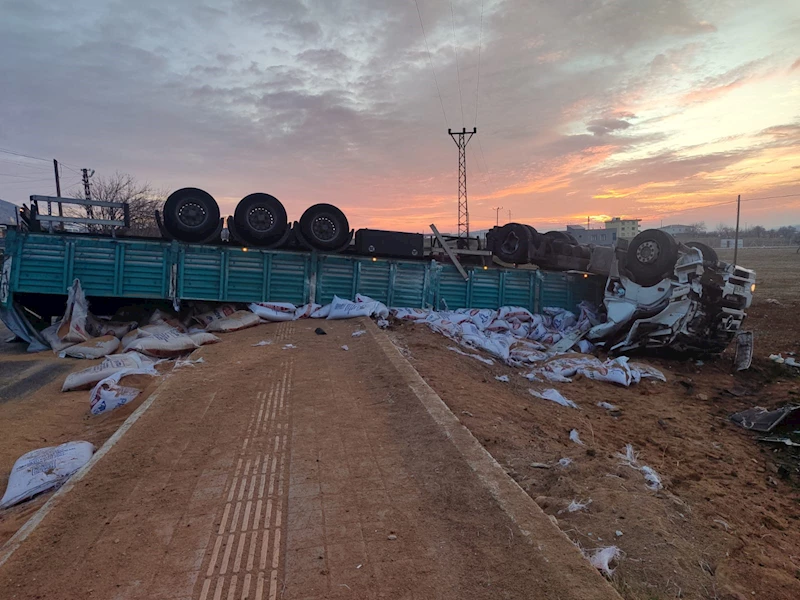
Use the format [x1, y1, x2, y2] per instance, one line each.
[0, 0, 798, 233]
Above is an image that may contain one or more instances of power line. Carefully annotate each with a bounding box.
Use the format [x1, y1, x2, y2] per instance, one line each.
[0, 147, 50, 162]
[449, 0, 466, 126]
[413, 0, 449, 127]
[474, 0, 484, 128]
[742, 192, 800, 202]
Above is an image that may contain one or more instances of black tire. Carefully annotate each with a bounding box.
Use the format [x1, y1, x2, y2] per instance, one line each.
[233, 193, 287, 245]
[524, 225, 542, 252]
[686, 241, 718, 264]
[544, 230, 578, 245]
[163, 188, 220, 240]
[491, 223, 532, 263]
[299, 203, 350, 251]
[626, 229, 679, 286]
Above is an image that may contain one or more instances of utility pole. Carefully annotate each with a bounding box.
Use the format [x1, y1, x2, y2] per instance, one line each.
[733, 194, 741, 264]
[492, 206, 503, 227]
[587, 216, 590, 230]
[53, 159, 61, 198]
[448, 127, 476, 238]
[82, 168, 95, 224]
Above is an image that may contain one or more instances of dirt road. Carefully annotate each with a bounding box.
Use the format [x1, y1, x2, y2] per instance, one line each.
[0, 319, 617, 600]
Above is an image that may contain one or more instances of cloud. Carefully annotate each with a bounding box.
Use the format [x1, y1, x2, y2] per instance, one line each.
[0, 0, 797, 232]
[587, 118, 633, 136]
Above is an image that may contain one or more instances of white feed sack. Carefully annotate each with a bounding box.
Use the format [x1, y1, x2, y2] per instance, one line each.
[58, 335, 120, 359]
[125, 328, 199, 357]
[0, 441, 95, 509]
[89, 378, 141, 416]
[205, 310, 262, 332]
[192, 303, 238, 327]
[62, 352, 157, 392]
[249, 302, 298, 322]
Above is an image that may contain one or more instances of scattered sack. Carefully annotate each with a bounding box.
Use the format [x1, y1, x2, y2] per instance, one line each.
[126, 328, 198, 357]
[310, 304, 331, 319]
[62, 352, 156, 391]
[147, 309, 185, 332]
[569, 429, 584, 445]
[89, 377, 141, 415]
[249, 302, 297, 322]
[205, 310, 261, 333]
[294, 303, 321, 319]
[58, 335, 120, 359]
[188, 332, 221, 347]
[40, 323, 77, 353]
[56, 279, 95, 343]
[0, 441, 95, 509]
[192, 304, 238, 327]
[327, 296, 377, 320]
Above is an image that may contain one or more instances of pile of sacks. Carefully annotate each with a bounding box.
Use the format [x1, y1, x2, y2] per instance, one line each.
[391, 303, 597, 363]
[389, 303, 665, 387]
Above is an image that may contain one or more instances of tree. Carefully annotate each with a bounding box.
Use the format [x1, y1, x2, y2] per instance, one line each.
[71, 172, 167, 237]
[689, 221, 707, 235]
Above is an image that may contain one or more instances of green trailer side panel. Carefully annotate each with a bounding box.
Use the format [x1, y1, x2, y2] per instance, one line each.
[3, 231, 601, 314]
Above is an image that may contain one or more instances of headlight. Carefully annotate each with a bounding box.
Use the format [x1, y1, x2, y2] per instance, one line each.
[750, 283, 756, 292]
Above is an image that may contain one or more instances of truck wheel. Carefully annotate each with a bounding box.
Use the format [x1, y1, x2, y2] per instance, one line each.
[686, 241, 718, 265]
[164, 188, 220, 239]
[626, 229, 678, 286]
[492, 223, 532, 263]
[233, 193, 287, 244]
[299, 204, 350, 251]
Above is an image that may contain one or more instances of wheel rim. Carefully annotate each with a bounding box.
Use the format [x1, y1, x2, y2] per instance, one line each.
[247, 206, 275, 232]
[311, 215, 337, 242]
[177, 201, 207, 228]
[500, 231, 520, 255]
[635, 240, 660, 264]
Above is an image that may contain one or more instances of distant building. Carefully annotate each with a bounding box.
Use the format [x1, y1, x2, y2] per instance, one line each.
[562, 224, 616, 246]
[659, 224, 694, 235]
[604, 217, 641, 240]
[720, 238, 744, 249]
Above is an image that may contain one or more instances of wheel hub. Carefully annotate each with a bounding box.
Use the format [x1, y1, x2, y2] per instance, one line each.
[311, 215, 337, 242]
[247, 207, 275, 232]
[635, 240, 660, 264]
[178, 201, 207, 227]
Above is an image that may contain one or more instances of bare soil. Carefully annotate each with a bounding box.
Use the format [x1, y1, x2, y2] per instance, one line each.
[0, 341, 163, 547]
[390, 247, 800, 600]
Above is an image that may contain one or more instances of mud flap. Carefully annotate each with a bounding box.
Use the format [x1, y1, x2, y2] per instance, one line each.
[734, 330, 753, 371]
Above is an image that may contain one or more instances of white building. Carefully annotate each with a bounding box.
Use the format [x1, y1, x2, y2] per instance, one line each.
[660, 224, 694, 235]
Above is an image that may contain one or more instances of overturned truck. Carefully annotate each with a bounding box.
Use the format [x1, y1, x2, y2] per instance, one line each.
[487, 224, 756, 355]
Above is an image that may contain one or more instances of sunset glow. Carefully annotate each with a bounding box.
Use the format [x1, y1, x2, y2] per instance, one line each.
[1, 0, 798, 233]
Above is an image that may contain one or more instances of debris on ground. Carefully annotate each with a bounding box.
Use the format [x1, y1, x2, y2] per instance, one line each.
[730, 405, 800, 432]
[0, 441, 95, 509]
[759, 436, 800, 447]
[252, 340, 272, 346]
[617, 444, 663, 490]
[314, 328, 327, 335]
[494, 375, 510, 382]
[587, 546, 622, 578]
[597, 401, 619, 411]
[447, 346, 494, 365]
[341, 345, 349, 351]
[569, 429, 584, 445]
[351, 330, 367, 337]
[529, 388, 579, 409]
[563, 499, 592, 513]
[282, 344, 297, 350]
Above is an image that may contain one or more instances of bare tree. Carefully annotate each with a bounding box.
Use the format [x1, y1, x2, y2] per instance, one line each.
[689, 221, 707, 235]
[71, 172, 167, 237]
